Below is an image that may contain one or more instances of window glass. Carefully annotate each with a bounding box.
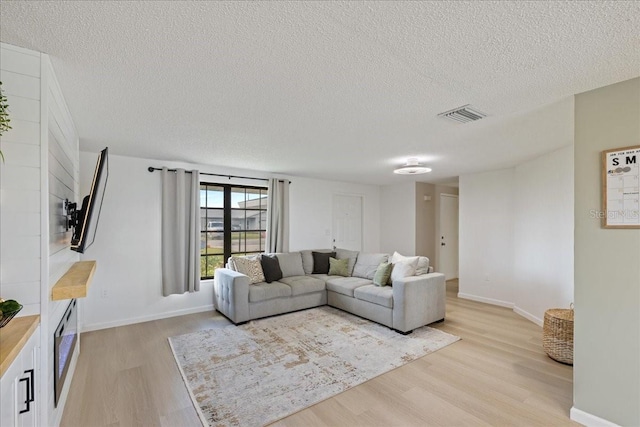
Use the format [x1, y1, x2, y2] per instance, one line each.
[200, 183, 267, 279]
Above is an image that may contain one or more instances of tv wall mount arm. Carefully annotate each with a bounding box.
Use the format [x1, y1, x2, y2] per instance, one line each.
[64, 199, 79, 232]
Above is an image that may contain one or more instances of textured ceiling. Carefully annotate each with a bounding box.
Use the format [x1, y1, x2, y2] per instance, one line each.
[1, 1, 639, 185]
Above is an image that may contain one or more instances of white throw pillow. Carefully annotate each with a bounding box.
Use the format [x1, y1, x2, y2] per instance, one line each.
[415, 257, 430, 275]
[233, 256, 265, 284]
[391, 251, 419, 265]
[392, 251, 430, 275]
[390, 258, 418, 283]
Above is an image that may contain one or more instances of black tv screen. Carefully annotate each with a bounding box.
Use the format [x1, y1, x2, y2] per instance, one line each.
[71, 147, 109, 253]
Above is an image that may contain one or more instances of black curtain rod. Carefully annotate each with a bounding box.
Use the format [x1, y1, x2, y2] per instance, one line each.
[147, 167, 290, 183]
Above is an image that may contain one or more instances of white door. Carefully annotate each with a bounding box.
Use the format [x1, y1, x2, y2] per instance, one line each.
[439, 194, 459, 280]
[332, 194, 362, 251]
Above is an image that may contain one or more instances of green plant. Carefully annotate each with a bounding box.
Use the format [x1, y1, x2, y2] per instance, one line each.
[0, 81, 12, 162]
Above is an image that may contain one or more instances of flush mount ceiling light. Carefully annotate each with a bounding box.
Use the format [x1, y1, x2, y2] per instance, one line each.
[393, 158, 432, 175]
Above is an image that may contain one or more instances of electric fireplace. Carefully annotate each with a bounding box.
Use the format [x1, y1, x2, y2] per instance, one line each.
[54, 299, 77, 407]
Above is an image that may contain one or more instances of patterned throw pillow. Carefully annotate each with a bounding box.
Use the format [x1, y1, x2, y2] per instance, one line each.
[233, 256, 265, 284]
[328, 257, 350, 277]
[373, 262, 393, 286]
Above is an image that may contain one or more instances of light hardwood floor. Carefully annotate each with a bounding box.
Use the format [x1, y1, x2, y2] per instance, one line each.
[61, 281, 578, 426]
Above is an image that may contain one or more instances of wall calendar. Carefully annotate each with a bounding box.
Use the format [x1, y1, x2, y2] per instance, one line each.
[602, 145, 640, 228]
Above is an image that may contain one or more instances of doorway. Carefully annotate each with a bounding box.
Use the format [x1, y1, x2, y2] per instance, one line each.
[439, 194, 459, 280]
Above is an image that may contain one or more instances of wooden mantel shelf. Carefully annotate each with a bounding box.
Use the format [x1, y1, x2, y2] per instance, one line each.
[51, 260, 96, 301]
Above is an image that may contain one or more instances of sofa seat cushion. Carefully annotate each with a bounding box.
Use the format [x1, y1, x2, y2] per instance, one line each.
[352, 253, 389, 280]
[248, 281, 292, 303]
[354, 285, 394, 308]
[278, 275, 326, 296]
[326, 277, 372, 297]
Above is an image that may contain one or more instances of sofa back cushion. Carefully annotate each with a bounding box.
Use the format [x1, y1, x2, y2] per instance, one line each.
[300, 249, 333, 274]
[352, 253, 389, 280]
[335, 248, 359, 276]
[275, 252, 305, 277]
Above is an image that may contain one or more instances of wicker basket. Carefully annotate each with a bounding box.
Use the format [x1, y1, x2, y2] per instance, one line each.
[543, 306, 574, 365]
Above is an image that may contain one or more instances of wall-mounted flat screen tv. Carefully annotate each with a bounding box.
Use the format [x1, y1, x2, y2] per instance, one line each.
[70, 147, 109, 253]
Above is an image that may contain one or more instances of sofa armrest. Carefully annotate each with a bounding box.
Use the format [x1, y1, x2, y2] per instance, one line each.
[213, 268, 251, 324]
[392, 272, 446, 332]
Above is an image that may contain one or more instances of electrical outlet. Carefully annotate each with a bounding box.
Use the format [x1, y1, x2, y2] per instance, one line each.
[101, 289, 108, 298]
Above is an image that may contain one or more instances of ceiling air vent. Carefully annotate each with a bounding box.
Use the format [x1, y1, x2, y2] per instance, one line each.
[438, 105, 487, 123]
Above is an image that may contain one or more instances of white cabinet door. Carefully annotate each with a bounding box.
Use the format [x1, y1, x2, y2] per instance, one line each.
[0, 325, 39, 427]
[0, 361, 18, 427]
[16, 343, 37, 427]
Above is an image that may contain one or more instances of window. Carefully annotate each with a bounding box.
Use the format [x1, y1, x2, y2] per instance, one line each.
[200, 183, 268, 279]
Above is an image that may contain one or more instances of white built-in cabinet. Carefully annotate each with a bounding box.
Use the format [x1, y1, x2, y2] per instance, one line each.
[0, 326, 40, 427]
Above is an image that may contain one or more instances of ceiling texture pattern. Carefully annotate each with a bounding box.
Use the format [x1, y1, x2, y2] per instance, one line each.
[1, 1, 639, 185]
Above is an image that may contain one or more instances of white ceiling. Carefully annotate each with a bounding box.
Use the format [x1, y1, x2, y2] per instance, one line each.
[1, 1, 638, 185]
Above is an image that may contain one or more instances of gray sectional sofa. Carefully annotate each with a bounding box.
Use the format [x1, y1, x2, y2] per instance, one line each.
[213, 249, 446, 334]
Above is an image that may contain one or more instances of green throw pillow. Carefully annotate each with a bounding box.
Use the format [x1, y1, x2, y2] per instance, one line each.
[328, 257, 349, 277]
[373, 262, 393, 286]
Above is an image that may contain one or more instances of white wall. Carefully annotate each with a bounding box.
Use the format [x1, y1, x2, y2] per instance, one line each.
[380, 182, 416, 255]
[79, 153, 382, 331]
[78, 154, 216, 331]
[459, 169, 515, 307]
[459, 146, 574, 324]
[513, 146, 574, 324]
[288, 176, 380, 252]
[0, 44, 42, 317]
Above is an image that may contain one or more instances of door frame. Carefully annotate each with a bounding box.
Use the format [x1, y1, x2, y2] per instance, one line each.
[438, 193, 459, 279]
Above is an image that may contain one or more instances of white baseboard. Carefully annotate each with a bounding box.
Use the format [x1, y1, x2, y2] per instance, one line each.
[80, 304, 215, 332]
[513, 305, 543, 327]
[570, 407, 620, 427]
[457, 292, 514, 308]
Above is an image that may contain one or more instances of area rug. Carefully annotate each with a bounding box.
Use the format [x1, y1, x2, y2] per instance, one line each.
[168, 306, 459, 427]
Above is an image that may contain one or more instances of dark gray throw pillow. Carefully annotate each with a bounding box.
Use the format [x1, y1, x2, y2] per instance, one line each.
[312, 251, 336, 274]
[260, 254, 283, 283]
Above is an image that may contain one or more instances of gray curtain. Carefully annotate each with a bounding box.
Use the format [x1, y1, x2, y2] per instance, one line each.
[266, 178, 290, 253]
[161, 168, 200, 296]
